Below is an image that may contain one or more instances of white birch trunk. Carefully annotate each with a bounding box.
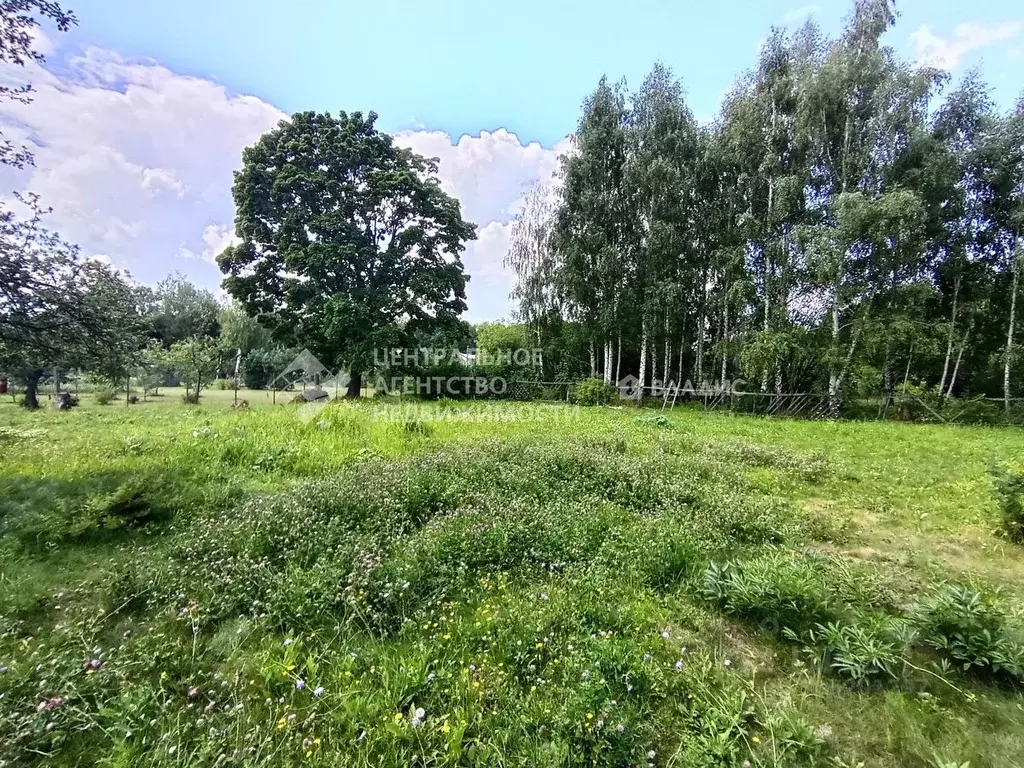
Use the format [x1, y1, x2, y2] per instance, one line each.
[637, 316, 648, 403]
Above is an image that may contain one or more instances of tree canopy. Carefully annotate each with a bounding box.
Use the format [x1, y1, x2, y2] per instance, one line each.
[507, 0, 1024, 414]
[218, 110, 476, 396]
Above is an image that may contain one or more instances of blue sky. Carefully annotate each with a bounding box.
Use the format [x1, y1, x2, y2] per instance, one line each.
[64, 0, 1024, 140]
[1, 0, 1021, 320]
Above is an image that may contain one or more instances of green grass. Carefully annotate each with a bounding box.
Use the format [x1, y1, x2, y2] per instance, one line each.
[1, 398, 1023, 767]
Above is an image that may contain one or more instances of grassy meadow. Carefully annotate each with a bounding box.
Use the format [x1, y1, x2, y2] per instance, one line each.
[1, 396, 1023, 767]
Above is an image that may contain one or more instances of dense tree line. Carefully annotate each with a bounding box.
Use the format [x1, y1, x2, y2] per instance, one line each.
[508, 0, 1024, 415]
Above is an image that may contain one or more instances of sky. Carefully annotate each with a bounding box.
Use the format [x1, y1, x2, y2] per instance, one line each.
[0, 0, 1022, 321]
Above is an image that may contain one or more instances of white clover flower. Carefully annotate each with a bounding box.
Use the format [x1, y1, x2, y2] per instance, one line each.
[313, 686, 324, 697]
[295, 679, 305, 691]
[283, 638, 294, 647]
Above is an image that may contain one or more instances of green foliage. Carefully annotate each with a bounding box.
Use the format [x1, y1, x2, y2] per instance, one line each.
[3, 391, 1024, 766]
[164, 336, 220, 402]
[799, 618, 909, 687]
[93, 387, 117, 405]
[702, 553, 838, 632]
[991, 463, 1024, 543]
[574, 377, 618, 406]
[219, 110, 476, 392]
[912, 584, 1024, 679]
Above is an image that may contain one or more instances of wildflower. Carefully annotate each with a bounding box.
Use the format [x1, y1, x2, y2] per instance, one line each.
[287, 713, 296, 724]
[540, 593, 549, 601]
[661, 631, 671, 639]
[284, 638, 294, 647]
[426, 672, 435, 682]
[394, 712, 404, 722]
[441, 722, 451, 734]
[83, 658, 103, 673]
[0, 665, 8, 674]
[295, 679, 305, 691]
[411, 706, 426, 728]
[581, 670, 590, 681]
[724, 659, 732, 668]
[188, 686, 199, 698]
[36, 697, 63, 712]
[742, 762, 752, 768]
[313, 686, 324, 697]
[752, 735, 761, 744]
[302, 738, 313, 750]
[648, 750, 657, 759]
[616, 724, 626, 733]
[675, 660, 684, 672]
[643, 653, 652, 662]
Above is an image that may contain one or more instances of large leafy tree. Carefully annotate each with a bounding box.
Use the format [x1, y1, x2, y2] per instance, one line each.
[0, 196, 145, 408]
[148, 273, 221, 346]
[219, 111, 475, 396]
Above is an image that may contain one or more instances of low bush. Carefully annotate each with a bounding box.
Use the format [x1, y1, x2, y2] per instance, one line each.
[702, 552, 838, 633]
[94, 387, 117, 405]
[912, 584, 1024, 680]
[793, 617, 910, 687]
[991, 463, 1024, 543]
[574, 377, 618, 406]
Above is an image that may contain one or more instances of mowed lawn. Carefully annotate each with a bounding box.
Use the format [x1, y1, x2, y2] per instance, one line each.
[1, 397, 1022, 767]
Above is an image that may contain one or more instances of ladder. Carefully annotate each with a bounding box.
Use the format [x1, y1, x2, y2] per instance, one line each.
[661, 382, 681, 411]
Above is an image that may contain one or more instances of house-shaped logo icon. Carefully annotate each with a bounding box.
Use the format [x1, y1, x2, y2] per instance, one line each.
[270, 349, 331, 391]
[617, 374, 641, 400]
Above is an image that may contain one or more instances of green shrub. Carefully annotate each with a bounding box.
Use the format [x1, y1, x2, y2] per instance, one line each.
[574, 377, 618, 406]
[94, 387, 117, 405]
[913, 584, 1024, 679]
[793, 617, 909, 687]
[703, 553, 838, 632]
[213, 377, 235, 390]
[991, 464, 1024, 543]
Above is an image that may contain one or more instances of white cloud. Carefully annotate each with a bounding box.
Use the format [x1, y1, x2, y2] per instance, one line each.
[912, 21, 1022, 71]
[393, 128, 569, 227]
[0, 43, 566, 321]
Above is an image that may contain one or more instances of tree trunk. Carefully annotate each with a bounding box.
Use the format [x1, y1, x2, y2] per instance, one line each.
[346, 371, 363, 399]
[615, 331, 622, 383]
[677, 337, 684, 387]
[695, 312, 704, 386]
[901, 345, 913, 395]
[1005, 252, 1019, 412]
[637, 316, 648, 404]
[651, 340, 659, 393]
[603, 339, 613, 384]
[720, 304, 729, 384]
[663, 312, 671, 385]
[938, 274, 960, 399]
[589, 341, 597, 378]
[828, 290, 842, 418]
[947, 322, 971, 398]
[24, 369, 43, 410]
